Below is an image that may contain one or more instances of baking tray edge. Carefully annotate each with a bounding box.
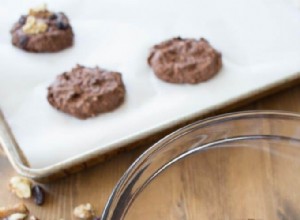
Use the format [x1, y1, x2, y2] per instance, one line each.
[1, 72, 300, 182]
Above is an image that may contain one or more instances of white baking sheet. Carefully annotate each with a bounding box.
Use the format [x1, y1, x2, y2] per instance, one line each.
[1, 0, 300, 168]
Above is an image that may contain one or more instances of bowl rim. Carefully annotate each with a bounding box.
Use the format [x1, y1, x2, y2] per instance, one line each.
[101, 110, 300, 219]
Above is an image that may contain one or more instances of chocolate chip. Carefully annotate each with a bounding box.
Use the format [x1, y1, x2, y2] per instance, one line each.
[49, 13, 57, 20]
[19, 35, 28, 48]
[70, 92, 81, 100]
[62, 72, 70, 80]
[91, 78, 104, 86]
[56, 21, 69, 30]
[32, 185, 45, 206]
[18, 16, 27, 25]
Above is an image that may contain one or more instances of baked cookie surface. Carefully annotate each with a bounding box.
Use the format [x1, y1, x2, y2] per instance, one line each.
[47, 65, 126, 119]
[148, 37, 222, 84]
[11, 4, 74, 53]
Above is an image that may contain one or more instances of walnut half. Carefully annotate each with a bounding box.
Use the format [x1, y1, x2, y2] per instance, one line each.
[73, 203, 95, 219]
[0, 203, 29, 218]
[22, 16, 48, 35]
[9, 176, 32, 199]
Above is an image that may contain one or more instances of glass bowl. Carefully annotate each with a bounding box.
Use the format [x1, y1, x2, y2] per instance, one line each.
[101, 111, 300, 220]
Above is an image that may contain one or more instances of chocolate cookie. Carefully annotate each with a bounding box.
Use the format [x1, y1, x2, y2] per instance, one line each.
[47, 65, 126, 119]
[11, 4, 74, 53]
[148, 37, 222, 84]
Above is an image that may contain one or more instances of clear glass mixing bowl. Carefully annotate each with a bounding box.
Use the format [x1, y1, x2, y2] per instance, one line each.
[101, 111, 300, 219]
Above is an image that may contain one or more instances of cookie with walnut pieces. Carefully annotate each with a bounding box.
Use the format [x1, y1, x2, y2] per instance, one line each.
[10, 4, 74, 52]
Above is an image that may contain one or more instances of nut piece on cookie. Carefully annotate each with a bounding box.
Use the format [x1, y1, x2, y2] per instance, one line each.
[47, 65, 126, 119]
[10, 4, 74, 52]
[22, 16, 48, 35]
[29, 3, 50, 18]
[9, 176, 32, 199]
[73, 203, 95, 219]
[148, 37, 222, 84]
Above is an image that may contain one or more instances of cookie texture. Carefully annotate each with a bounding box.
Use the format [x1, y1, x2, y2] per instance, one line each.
[47, 65, 126, 119]
[148, 37, 222, 84]
[11, 4, 74, 52]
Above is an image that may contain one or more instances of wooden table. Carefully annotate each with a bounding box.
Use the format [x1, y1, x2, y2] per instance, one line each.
[1, 86, 300, 219]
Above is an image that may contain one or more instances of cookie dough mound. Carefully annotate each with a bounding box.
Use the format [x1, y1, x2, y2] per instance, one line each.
[148, 37, 222, 84]
[47, 65, 126, 119]
[11, 4, 74, 53]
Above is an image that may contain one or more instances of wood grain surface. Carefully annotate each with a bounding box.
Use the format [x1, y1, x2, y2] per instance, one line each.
[1, 85, 300, 219]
